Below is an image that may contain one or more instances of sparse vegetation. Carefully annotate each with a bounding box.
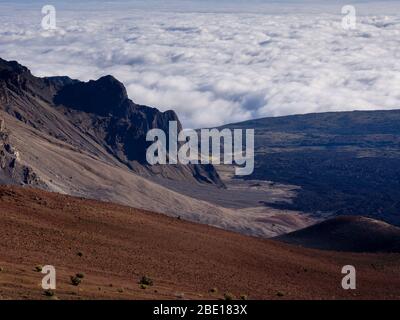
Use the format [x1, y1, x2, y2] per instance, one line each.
[35, 265, 42, 272]
[70, 275, 82, 286]
[140, 284, 148, 290]
[139, 275, 153, 286]
[175, 292, 185, 299]
[44, 289, 55, 297]
[223, 292, 235, 300]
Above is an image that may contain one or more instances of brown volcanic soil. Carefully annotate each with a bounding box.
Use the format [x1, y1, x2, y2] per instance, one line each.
[0, 186, 399, 300]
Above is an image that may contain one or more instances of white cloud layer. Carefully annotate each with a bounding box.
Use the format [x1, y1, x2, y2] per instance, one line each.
[1, 1, 400, 128]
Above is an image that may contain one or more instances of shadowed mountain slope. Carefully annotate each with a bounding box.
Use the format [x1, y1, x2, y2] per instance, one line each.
[220, 110, 400, 226]
[277, 216, 400, 253]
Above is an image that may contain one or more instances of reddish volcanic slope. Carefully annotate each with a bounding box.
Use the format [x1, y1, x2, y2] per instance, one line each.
[0, 186, 399, 300]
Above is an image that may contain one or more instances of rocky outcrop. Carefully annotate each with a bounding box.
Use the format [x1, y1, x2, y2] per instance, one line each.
[53, 75, 182, 164]
[0, 58, 223, 187]
[0, 117, 45, 187]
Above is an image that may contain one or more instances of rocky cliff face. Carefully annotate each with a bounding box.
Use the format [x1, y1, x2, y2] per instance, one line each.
[0, 58, 223, 187]
[0, 116, 45, 187]
[53, 75, 181, 164]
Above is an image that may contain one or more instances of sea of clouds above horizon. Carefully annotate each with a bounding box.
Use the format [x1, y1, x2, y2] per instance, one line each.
[1, 1, 400, 128]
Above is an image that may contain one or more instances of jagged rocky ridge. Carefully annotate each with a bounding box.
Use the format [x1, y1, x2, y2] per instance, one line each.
[0, 58, 222, 187]
[0, 58, 315, 238]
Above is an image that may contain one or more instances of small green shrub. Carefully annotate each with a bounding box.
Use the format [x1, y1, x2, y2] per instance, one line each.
[139, 276, 153, 286]
[175, 292, 185, 299]
[44, 290, 55, 297]
[224, 292, 235, 300]
[70, 275, 82, 286]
